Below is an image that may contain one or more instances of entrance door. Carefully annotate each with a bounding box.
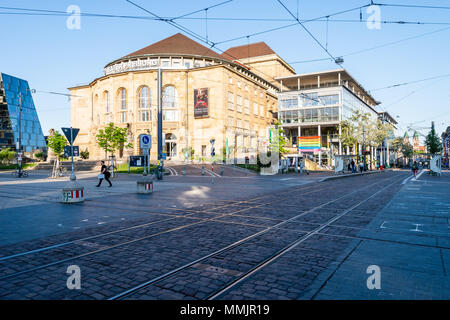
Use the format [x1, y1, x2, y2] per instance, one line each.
[165, 133, 177, 158]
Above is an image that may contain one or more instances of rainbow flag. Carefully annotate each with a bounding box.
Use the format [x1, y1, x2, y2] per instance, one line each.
[298, 136, 321, 152]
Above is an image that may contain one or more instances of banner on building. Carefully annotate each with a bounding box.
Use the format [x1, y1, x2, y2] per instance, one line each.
[194, 88, 209, 119]
[298, 136, 321, 152]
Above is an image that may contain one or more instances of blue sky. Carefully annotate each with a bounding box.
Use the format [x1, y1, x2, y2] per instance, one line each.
[1, 0, 449, 141]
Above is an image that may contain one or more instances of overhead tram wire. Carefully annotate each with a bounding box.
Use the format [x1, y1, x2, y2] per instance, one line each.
[275, 0, 344, 67]
[289, 25, 450, 65]
[369, 73, 450, 92]
[170, 0, 233, 20]
[374, 2, 450, 11]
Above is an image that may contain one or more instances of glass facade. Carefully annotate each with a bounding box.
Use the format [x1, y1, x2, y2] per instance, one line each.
[0, 73, 46, 152]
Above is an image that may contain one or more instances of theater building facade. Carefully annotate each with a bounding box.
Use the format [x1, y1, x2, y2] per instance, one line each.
[69, 33, 295, 162]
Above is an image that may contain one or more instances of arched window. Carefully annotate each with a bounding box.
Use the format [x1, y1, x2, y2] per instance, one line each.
[118, 88, 127, 123]
[119, 88, 127, 110]
[138, 86, 150, 109]
[138, 86, 151, 122]
[162, 85, 178, 121]
[104, 91, 110, 113]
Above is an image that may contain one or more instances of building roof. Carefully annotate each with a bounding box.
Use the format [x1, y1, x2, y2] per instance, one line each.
[124, 33, 225, 60]
[221, 42, 276, 60]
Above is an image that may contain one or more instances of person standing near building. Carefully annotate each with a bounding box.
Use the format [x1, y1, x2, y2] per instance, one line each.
[351, 159, 355, 173]
[96, 161, 112, 187]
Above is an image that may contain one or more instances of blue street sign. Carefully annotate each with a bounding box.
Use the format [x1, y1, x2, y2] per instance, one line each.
[140, 134, 151, 149]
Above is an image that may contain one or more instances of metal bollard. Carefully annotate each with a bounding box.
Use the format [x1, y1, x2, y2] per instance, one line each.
[201, 166, 205, 175]
[182, 167, 186, 176]
[220, 167, 224, 176]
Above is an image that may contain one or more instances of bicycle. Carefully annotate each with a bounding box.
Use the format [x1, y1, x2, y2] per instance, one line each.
[11, 169, 28, 177]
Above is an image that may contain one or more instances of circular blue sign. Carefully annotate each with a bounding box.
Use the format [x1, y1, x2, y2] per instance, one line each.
[142, 136, 150, 144]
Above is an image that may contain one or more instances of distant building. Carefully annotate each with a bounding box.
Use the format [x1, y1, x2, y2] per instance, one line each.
[69, 33, 284, 161]
[412, 131, 426, 153]
[276, 69, 380, 167]
[0, 73, 46, 153]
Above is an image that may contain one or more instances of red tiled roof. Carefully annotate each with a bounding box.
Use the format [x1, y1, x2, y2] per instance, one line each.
[124, 33, 225, 60]
[221, 42, 276, 60]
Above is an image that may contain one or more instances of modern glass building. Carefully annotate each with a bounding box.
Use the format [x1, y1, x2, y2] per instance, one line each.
[0, 73, 46, 153]
[276, 69, 380, 166]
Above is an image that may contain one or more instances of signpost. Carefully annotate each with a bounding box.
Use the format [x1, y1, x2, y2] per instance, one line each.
[137, 133, 154, 194]
[140, 134, 151, 175]
[60, 127, 84, 203]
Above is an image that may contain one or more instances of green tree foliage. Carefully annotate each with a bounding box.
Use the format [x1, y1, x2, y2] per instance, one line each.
[47, 131, 67, 159]
[96, 123, 133, 158]
[339, 120, 356, 149]
[80, 149, 89, 159]
[270, 120, 288, 155]
[392, 137, 413, 159]
[0, 148, 17, 164]
[425, 126, 442, 155]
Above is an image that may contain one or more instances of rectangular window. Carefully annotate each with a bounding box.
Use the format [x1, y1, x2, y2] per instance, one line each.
[236, 119, 242, 128]
[253, 102, 258, 115]
[227, 116, 234, 127]
[279, 98, 298, 110]
[236, 95, 242, 112]
[318, 94, 339, 106]
[244, 99, 249, 114]
[140, 110, 151, 122]
[120, 112, 127, 123]
[162, 60, 170, 67]
[228, 92, 234, 110]
[301, 93, 319, 107]
[185, 62, 191, 68]
[259, 105, 264, 117]
[163, 110, 177, 121]
[229, 77, 233, 84]
[237, 81, 241, 88]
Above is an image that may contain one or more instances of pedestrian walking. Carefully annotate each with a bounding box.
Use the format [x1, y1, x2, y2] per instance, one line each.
[96, 160, 112, 187]
[351, 159, 355, 173]
[412, 161, 419, 178]
[347, 160, 351, 172]
[359, 162, 364, 173]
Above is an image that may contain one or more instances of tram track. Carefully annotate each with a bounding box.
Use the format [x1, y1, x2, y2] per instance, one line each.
[0, 172, 406, 300]
[107, 173, 405, 300]
[0, 183, 325, 262]
[0, 184, 333, 278]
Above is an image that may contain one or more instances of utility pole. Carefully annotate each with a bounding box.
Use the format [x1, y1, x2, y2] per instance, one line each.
[157, 68, 163, 180]
[17, 92, 23, 178]
[363, 125, 366, 171]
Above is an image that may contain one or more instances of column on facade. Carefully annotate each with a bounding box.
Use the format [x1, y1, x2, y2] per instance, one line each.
[338, 124, 342, 155]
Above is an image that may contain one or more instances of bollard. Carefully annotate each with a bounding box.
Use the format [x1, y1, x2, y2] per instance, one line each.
[201, 166, 205, 175]
[220, 167, 224, 176]
[182, 167, 186, 176]
[62, 179, 84, 203]
[137, 174, 154, 194]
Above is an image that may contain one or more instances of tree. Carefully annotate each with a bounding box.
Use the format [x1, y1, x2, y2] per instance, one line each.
[96, 123, 133, 159]
[392, 136, 413, 159]
[0, 148, 16, 164]
[425, 126, 442, 155]
[47, 131, 67, 160]
[339, 120, 356, 150]
[270, 120, 288, 156]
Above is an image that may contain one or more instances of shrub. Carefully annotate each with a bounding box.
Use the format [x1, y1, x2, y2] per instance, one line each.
[80, 149, 89, 159]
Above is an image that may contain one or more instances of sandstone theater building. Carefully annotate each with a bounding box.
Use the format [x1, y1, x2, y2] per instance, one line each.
[69, 33, 295, 161]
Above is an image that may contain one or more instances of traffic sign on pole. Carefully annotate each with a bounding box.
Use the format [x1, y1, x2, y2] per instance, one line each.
[140, 134, 151, 150]
[62, 127, 79, 144]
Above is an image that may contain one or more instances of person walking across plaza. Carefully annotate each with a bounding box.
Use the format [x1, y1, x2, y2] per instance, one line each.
[412, 161, 419, 178]
[96, 160, 112, 187]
